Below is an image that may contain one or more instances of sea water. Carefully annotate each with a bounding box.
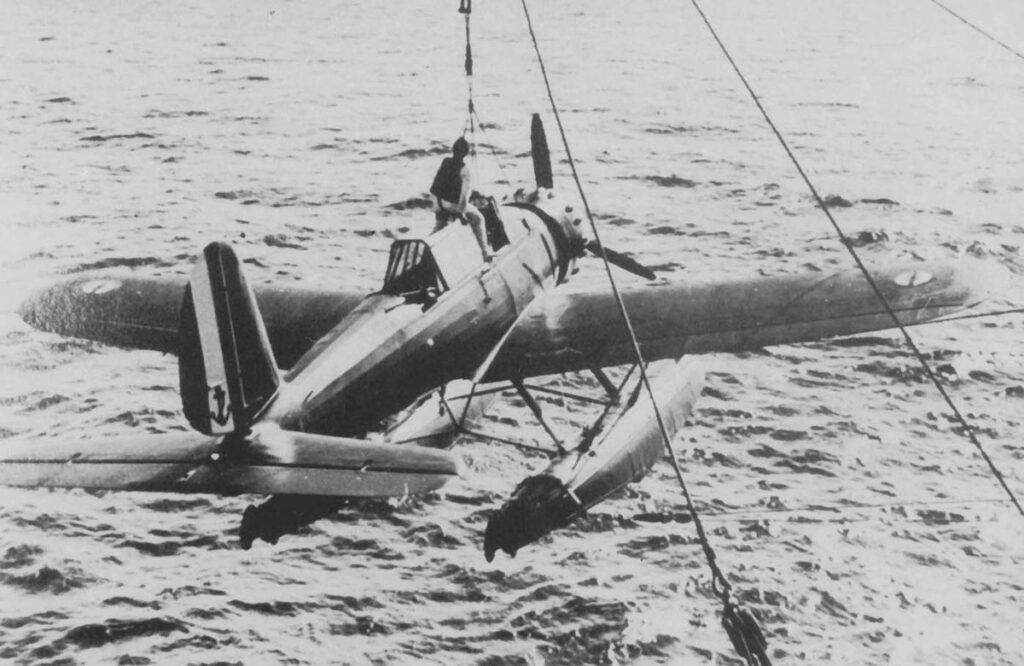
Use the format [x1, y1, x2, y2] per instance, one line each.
[1, 1, 1022, 663]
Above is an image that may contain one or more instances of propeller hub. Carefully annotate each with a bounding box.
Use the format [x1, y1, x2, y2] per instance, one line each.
[556, 203, 587, 257]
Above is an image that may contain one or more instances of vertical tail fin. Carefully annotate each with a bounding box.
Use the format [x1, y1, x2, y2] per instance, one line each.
[179, 242, 280, 435]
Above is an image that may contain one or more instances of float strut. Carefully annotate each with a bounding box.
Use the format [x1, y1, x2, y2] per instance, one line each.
[512, 378, 565, 455]
[590, 366, 619, 400]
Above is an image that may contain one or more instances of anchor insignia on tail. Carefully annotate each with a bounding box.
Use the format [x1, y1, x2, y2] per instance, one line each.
[209, 384, 231, 426]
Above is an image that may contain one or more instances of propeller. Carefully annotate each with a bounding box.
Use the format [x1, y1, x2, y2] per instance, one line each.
[584, 240, 657, 280]
[530, 113, 658, 282]
[530, 113, 553, 190]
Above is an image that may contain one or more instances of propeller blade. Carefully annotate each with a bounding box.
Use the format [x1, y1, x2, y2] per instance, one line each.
[585, 240, 657, 280]
[530, 113, 553, 190]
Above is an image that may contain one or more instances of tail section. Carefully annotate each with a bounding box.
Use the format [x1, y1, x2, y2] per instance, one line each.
[179, 242, 280, 435]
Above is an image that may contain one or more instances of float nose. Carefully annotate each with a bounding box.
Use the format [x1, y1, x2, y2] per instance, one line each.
[483, 474, 579, 562]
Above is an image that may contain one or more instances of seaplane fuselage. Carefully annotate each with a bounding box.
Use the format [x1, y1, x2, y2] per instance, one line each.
[262, 202, 576, 436]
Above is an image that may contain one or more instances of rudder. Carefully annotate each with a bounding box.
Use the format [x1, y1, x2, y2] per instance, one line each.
[179, 242, 280, 435]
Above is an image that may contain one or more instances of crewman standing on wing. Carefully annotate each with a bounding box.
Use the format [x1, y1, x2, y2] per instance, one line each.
[429, 136, 493, 261]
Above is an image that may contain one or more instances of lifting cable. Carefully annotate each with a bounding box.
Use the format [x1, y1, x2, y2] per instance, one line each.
[927, 0, 1024, 63]
[520, 2, 770, 664]
[459, 0, 477, 162]
[687, 0, 1024, 523]
[458, 2, 513, 190]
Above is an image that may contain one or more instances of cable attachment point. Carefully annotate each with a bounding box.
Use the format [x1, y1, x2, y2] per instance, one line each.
[722, 600, 771, 666]
[460, 0, 473, 96]
[709, 552, 770, 664]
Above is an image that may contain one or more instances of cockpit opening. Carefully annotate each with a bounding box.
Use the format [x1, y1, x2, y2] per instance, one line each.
[380, 194, 528, 308]
[475, 194, 510, 252]
[381, 240, 444, 306]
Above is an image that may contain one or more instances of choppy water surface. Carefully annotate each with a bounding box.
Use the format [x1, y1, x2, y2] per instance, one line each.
[1, 1, 1023, 663]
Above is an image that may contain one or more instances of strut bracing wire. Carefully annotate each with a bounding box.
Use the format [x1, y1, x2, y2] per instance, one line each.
[935, 307, 1024, 324]
[688, 0, 1024, 522]
[519, 3, 770, 664]
[927, 0, 1024, 63]
[472, 108, 513, 186]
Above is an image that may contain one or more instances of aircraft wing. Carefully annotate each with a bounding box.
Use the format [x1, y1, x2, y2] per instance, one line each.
[19, 259, 1003, 382]
[486, 259, 1004, 380]
[0, 428, 459, 497]
[19, 276, 365, 368]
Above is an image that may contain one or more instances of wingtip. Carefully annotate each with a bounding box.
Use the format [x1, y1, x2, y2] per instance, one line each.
[956, 258, 1015, 307]
[16, 278, 90, 335]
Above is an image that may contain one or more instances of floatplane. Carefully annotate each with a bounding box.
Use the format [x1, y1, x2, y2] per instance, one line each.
[0, 115, 1000, 559]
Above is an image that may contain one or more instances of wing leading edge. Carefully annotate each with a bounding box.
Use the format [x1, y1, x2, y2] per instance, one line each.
[487, 259, 1007, 380]
[18, 275, 364, 368]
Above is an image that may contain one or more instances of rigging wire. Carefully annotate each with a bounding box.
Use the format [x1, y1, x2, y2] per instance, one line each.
[935, 307, 1024, 325]
[472, 109, 513, 187]
[688, 0, 1024, 523]
[457, 4, 515, 200]
[520, 2, 770, 664]
[698, 496, 1012, 522]
[927, 0, 1024, 63]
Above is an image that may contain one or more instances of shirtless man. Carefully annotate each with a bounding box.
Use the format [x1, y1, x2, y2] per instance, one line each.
[429, 136, 493, 261]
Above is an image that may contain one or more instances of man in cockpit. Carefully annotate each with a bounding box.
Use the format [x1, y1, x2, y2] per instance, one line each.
[429, 136, 494, 261]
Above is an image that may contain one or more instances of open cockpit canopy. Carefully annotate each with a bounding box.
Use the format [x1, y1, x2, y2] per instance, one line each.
[381, 197, 528, 302]
[381, 239, 443, 297]
[381, 222, 483, 300]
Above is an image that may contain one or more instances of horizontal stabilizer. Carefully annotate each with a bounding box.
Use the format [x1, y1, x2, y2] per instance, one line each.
[180, 242, 280, 435]
[0, 427, 459, 498]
